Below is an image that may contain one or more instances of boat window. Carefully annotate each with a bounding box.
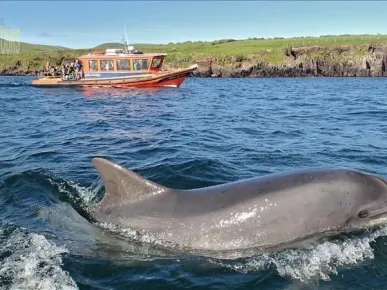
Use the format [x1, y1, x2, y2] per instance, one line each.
[151, 58, 163, 69]
[100, 60, 114, 71]
[116, 59, 130, 71]
[89, 60, 98, 72]
[133, 59, 149, 71]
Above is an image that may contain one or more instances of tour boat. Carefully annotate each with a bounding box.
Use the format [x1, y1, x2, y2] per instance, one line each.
[31, 46, 198, 88]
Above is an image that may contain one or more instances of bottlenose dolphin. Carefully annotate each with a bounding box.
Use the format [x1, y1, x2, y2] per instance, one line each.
[87, 157, 387, 258]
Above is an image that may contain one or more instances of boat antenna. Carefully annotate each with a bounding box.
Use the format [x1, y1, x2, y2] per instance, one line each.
[124, 25, 130, 52]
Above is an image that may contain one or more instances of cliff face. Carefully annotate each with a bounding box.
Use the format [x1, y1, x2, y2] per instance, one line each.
[193, 44, 387, 77]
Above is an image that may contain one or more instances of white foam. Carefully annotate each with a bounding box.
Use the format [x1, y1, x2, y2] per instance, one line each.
[55, 177, 102, 206]
[0, 226, 77, 290]
[213, 226, 387, 283]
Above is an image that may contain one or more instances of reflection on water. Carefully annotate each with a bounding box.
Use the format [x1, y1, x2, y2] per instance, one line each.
[81, 86, 164, 99]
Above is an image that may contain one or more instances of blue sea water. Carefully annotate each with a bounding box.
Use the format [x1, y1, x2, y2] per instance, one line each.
[1, 76, 387, 289]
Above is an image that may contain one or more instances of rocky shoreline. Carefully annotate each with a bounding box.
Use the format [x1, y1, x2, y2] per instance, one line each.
[1, 44, 387, 78]
[191, 44, 387, 78]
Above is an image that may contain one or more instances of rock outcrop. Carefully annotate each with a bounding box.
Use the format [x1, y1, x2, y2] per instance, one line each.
[192, 44, 387, 77]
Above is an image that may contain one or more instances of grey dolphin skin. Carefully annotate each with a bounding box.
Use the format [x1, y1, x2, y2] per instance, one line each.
[87, 157, 387, 258]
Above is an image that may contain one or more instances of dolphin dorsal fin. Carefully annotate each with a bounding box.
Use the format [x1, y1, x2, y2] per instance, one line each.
[92, 157, 169, 207]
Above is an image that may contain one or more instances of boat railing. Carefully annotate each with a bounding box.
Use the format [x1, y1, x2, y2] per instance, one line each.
[61, 71, 84, 81]
[37, 71, 62, 79]
[37, 71, 84, 81]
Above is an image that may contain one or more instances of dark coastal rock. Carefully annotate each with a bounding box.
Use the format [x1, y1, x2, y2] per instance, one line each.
[191, 44, 387, 78]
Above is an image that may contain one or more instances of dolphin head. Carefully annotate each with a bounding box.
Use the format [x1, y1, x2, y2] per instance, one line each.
[345, 174, 387, 229]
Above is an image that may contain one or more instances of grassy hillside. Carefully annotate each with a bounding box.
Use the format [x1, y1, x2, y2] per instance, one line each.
[18, 42, 71, 52]
[95, 34, 387, 67]
[0, 38, 71, 53]
[1, 34, 387, 74]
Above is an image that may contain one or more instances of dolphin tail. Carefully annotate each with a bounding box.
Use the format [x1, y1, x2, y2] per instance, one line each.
[90, 157, 170, 209]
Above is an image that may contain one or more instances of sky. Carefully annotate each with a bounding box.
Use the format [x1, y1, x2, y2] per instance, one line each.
[0, 1, 386, 48]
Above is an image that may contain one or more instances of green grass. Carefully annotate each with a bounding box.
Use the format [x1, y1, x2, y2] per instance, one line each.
[1, 34, 387, 72]
[133, 34, 387, 66]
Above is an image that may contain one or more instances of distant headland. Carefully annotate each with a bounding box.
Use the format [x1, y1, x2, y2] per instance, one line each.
[1, 34, 387, 77]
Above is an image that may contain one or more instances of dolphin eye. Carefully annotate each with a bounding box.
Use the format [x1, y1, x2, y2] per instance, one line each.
[358, 210, 369, 218]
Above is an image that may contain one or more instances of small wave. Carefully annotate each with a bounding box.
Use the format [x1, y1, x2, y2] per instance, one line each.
[29, 150, 58, 158]
[0, 223, 77, 290]
[347, 110, 385, 116]
[141, 158, 237, 189]
[336, 148, 369, 154]
[268, 130, 304, 137]
[2, 169, 104, 219]
[213, 227, 387, 283]
[0, 83, 30, 88]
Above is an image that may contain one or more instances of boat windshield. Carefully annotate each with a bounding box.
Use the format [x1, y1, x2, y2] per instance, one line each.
[151, 58, 163, 69]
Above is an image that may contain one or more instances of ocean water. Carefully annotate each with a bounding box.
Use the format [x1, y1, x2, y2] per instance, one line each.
[1, 76, 387, 289]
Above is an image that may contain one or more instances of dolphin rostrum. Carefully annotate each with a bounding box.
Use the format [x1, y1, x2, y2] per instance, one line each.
[87, 157, 387, 258]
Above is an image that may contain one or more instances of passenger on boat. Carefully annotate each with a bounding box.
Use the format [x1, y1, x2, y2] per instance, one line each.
[134, 61, 141, 71]
[89, 61, 98, 72]
[73, 59, 84, 80]
[141, 60, 148, 70]
[42, 62, 51, 76]
[74, 59, 80, 70]
[44, 62, 50, 72]
[43, 63, 56, 77]
[67, 63, 75, 80]
[62, 64, 68, 80]
[49, 66, 55, 76]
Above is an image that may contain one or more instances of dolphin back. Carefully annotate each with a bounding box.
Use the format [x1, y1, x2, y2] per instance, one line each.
[91, 157, 170, 211]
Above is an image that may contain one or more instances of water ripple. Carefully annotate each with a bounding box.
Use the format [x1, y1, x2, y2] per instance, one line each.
[1, 76, 387, 289]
